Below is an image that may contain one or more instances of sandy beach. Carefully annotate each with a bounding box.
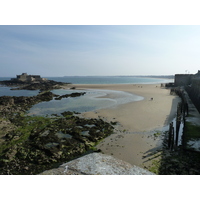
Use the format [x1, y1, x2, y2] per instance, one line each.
[64, 83, 180, 169]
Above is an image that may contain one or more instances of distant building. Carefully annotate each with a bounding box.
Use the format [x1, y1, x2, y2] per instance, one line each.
[11, 73, 47, 82]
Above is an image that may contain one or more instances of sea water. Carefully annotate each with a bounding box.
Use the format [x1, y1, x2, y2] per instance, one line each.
[0, 76, 173, 115]
[0, 86, 39, 96]
[28, 89, 144, 115]
[0, 76, 173, 85]
[44, 76, 173, 85]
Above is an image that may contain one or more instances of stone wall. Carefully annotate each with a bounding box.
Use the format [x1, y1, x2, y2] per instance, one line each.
[175, 72, 200, 112]
[174, 74, 192, 86]
[185, 78, 200, 113]
[14, 73, 47, 82]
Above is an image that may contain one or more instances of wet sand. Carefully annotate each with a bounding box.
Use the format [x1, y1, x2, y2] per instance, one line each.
[63, 83, 180, 169]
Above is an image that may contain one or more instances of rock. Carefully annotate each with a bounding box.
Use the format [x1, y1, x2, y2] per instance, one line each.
[4, 145, 18, 161]
[0, 113, 115, 174]
[54, 92, 86, 100]
[40, 153, 155, 175]
[0, 91, 57, 118]
[0, 79, 70, 91]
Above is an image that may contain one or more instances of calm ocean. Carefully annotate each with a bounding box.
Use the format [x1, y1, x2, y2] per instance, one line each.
[0, 76, 173, 85]
[45, 76, 173, 84]
[0, 76, 173, 115]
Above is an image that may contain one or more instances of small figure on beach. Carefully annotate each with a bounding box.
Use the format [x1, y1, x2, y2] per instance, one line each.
[150, 97, 153, 101]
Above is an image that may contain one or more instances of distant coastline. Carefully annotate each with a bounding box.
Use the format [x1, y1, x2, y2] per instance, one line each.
[63, 75, 174, 78]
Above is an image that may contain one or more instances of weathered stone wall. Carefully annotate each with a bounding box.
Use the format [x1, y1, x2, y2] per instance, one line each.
[17, 74, 28, 81]
[174, 74, 192, 86]
[185, 78, 200, 113]
[174, 73, 200, 112]
[14, 73, 46, 82]
[30, 75, 42, 81]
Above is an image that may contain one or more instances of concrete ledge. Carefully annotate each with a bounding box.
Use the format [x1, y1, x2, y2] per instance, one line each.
[40, 153, 155, 175]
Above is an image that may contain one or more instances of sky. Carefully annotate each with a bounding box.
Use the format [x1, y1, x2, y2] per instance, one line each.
[1, 25, 200, 77]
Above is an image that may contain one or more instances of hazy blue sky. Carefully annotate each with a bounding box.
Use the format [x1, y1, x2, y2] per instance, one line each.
[1, 25, 200, 77]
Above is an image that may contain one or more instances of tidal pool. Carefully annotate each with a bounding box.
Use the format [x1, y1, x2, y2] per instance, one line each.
[28, 89, 144, 116]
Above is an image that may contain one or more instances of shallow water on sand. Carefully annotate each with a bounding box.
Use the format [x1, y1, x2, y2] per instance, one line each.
[0, 86, 39, 96]
[28, 89, 144, 115]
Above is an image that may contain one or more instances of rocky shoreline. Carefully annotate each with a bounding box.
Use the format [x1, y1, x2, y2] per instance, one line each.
[0, 91, 86, 118]
[0, 81, 115, 175]
[0, 79, 70, 91]
[0, 111, 114, 175]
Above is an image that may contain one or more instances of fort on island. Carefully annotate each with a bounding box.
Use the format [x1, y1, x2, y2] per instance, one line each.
[11, 73, 47, 83]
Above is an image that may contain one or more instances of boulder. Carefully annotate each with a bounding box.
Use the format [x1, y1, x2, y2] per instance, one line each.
[40, 153, 155, 175]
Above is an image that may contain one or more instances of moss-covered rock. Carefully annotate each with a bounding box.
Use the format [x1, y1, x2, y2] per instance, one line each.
[0, 113, 114, 175]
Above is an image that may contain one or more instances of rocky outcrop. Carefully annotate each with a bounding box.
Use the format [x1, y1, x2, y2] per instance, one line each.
[0, 112, 114, 175]
[40, 153, 155, 175]
[0, 79, 70, 92]
[0, 91, 86, 118]
[0, 91, 57, 118]
[54, 92, 86, 100]
[10, 80, 65, 91]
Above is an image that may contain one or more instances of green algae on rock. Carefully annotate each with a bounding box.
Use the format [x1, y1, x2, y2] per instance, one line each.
[0, 113, 114, 175]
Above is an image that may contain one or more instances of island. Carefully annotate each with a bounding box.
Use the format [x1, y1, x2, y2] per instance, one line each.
[0, 73, 69, 91]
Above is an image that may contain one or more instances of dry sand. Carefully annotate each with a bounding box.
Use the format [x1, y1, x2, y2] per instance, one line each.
[64, 83, 181, 169]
